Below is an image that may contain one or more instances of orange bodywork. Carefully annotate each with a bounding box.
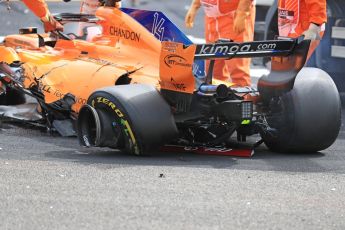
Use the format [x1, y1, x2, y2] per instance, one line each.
[0, 7, 202, 112]
[0, 46, 20, 64]
[160, 42, 196, 93]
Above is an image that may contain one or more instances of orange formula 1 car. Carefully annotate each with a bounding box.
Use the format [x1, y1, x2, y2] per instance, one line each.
[0, 7, 341, 155]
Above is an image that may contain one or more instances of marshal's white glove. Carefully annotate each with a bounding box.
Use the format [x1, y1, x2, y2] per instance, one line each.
[303, 23, 322, 40]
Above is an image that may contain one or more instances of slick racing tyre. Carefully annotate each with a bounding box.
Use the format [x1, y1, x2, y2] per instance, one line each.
[260, 67, 341, 153]
[78, 84, 178, 155]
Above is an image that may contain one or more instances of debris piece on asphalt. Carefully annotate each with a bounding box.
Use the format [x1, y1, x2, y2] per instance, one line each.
[159, 174, 165, 178]
[331, 188, 336, 191]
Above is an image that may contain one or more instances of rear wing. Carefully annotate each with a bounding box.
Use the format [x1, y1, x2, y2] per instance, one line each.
[160, 37, 311, 97]
[194, 36, 306, 59]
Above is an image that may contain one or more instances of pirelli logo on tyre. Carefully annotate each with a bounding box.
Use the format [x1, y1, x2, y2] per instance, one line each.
[92, 96, 140, 155]
[95, 97, 124, 118]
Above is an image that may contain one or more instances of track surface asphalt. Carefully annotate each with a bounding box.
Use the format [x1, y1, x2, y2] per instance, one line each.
[1, 1, 345, 230]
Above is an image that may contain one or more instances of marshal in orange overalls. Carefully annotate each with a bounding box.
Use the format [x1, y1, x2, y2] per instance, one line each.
[278, 0, 327, 57]
[22, 0, 49, 18]
[22, 0, 64, 32]
[202, 0, 256, 87]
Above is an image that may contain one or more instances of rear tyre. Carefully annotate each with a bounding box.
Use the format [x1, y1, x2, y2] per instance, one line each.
[78, 84, 178, 155]
[260, 67, 341, 153]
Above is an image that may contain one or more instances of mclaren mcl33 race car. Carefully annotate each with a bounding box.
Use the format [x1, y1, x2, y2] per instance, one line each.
[0, 7, 341, 156]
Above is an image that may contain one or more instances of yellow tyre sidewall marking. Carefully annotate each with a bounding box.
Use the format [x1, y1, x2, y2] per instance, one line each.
[92, 97, 140, 155]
